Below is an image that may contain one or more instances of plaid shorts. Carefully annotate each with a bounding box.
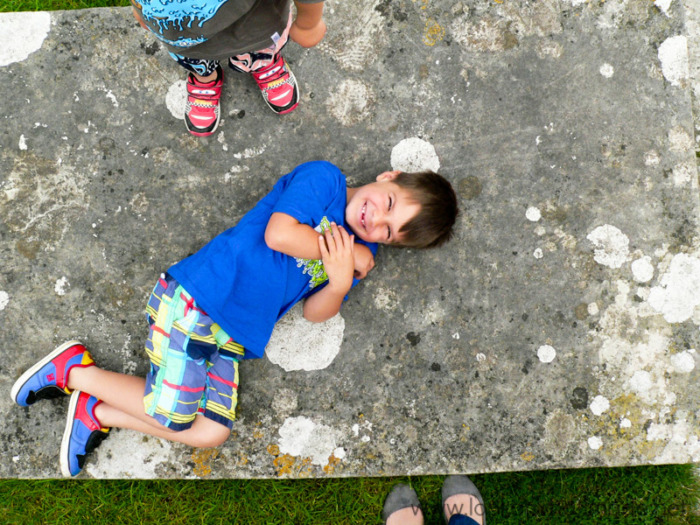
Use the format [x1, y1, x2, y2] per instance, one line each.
[143, 274, 244, 431]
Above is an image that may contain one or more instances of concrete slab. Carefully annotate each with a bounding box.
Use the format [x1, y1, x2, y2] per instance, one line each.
[1, 0, 699, 479]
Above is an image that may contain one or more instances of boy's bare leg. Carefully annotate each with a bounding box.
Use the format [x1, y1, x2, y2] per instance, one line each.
[94, 403, 230, 447]
[67, 366, 230, 448]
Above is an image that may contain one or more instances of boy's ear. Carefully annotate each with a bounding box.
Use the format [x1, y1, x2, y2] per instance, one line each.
[376, 170, 401, 182]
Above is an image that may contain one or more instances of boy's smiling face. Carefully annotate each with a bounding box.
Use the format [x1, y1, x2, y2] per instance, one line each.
[345, 171, 421, 244]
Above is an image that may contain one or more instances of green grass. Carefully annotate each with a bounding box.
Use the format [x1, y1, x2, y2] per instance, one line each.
[1, 1, 699, 523]
[0, 0, 128, 12]
[1, 465, 699, 524]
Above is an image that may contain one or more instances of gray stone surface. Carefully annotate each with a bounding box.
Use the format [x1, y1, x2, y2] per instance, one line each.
[1, 0, 699, 479]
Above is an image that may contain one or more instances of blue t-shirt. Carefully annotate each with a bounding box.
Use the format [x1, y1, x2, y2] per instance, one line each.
[168, 161, 377, 359]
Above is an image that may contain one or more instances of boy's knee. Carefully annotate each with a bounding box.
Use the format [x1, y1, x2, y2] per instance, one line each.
[184, 420, 231, 448]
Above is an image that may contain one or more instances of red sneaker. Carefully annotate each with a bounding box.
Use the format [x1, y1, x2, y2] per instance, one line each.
[185, 66, 223, 136]
[251, 55, 299, 114]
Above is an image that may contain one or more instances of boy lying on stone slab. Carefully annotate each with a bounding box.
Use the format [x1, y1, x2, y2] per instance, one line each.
[11, 160, 458, 477]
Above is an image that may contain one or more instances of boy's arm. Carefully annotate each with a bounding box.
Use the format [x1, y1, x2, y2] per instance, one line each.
[265, 212, 376, 278]
[290, 1, 326, 48]
[265, 212, 323, 260]
[303, 223, 354, 323]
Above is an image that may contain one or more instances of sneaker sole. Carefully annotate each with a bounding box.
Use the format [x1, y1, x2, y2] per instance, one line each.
[186, 123, 220, 137]
[10, 340, 83, 405]
[60, 390, 81, 477]
[276, 101, 299, 115]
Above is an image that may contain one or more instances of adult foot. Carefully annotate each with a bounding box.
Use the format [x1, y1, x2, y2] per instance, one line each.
[382, 483, 424, 525]
[442, 475, 486, 525]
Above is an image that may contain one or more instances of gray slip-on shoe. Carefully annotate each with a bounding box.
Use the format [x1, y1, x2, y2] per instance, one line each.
[382, 483, 422, 524]
[442, 475, 486, 525]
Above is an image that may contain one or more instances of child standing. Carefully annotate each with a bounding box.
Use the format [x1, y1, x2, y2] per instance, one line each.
[11, 161, 458, 476]
[131, 0, 326, 136]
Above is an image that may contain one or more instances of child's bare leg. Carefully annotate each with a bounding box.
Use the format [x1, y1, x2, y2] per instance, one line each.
[67, 366, 230, 448]
[68, 366, 152, 424]
[95, 403, 230, 448]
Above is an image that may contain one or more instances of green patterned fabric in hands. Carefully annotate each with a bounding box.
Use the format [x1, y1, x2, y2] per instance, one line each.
[295, 216, 331, 289]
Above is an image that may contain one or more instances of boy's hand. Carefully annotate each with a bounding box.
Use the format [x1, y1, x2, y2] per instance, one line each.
[289, 19, 327, 48]
[353, 244, 375, 280]
[319, 223, 354, 294]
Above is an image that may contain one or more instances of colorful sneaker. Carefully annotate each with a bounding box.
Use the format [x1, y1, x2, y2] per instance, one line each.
[251, 55, 299, 114]
[185, 65, 223, 137]
[61, 390, 110, 477]
[11, 341, 94, 407]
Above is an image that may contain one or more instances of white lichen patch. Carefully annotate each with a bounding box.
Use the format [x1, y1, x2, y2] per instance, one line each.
[0, 12, 51, 67]
[233, 146, 265, 160]
[537, 345, 556, 363]
[658, 35, 689, 87]
[450, 17, 511, 52]
[647, 253, 700, 323]
[0, 291, 9, 311]
[646, 415, 700, 463]
[104, 89, 119, 108]
[588, 436, 603, 450]
[278, 416, 341, 465]
[533, 248, 544, 259]
[165, 80, 187, 120]
[586, 251, 699, 462]
[628, 370, 653, 395]
[631, 256, 654, 283]
[668, 127, 693, 152]
[586, 225, 629, 268]
[54, 276, 69, 296]
[19, 135, 28, 151]
[373, 286, 398, 310]
[327, 79, 374, 126]
[536, 40, 563, 59]
[390, 137, 440, 173]
[654, 0, 673, 17]
[644, 151, 660, 166]
[587, 302, 599, 316]
[86, 430, 180, 478]
[590, 395, 610, 416]
[266, 304, 344, 371]
[670, 351, 695, 373]
[526, 207, 541, 222]
[599, 63, 614, 78]
[672, 162, 695, 187]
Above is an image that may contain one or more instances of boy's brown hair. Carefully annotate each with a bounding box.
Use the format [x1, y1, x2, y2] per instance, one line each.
[394, 171, 459, 249]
